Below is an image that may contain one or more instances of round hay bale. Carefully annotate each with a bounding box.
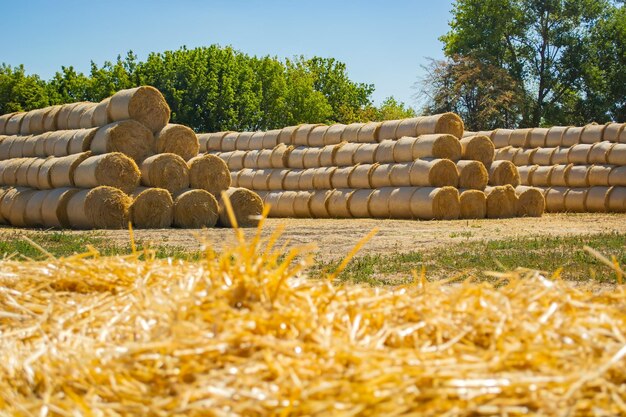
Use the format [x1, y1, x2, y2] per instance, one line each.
[517, 165, 537, 185]
[531, 147, 556, 165]
[312, 167, 336, 189]
[50, 152, 92, 188]
[68, 128, 98, 154]
[52, 131, 76, 157]
[567, 165, 590, 188]
[268, 169, 288, 190]
[293, 191, 313, 218]
[248, 132, 266, 150]
[242, 149, 260, 168]
[254, 149, 273, 168]
[335, 143, 360, 166]
[588, 142, 614, 164]
[494, 146, 520, 162]
[302, 148, 322, 169]
[585, 186, 611, 212]
[349, 189, 372, 218]
[588, 165, 613, 186]
[7, 188, 37, 227]
[287, 147, 307, 169]
[567, 144, 592, 164]
[0, 112, 17, 134]
[308, 126, 328, 147]
[271, 144, 291, 168]
[283, 170, 303, 190]
[411, 186, 460, 220]
[218, 187, 263, 227]
[2, 158, 24, 185]
[108, 86, 170, 132]
[603, 123, 624, 142]
[370, 164, 393, 188]
[608, 166, 626, 186]
[309, 190, 332, 218]
[5, 113, 26, 135]
[413, 134, 462, 161]
[154, 124, 199, 161]
[74, 152, 140, 193]
[562, 126, 583, 147]
[324, 124, 345, 145]
[21, 135, 39, 157]
[529, 128, 549, 148]
[378, 120, 401, 140]
[140, 153, 189, 194]
[275, 191, 297, 217]
[130, 187, 174, 228]
[485, 185, 518, 219]
[607, 144, 626, 165]
[564, 188, 588, 212]
[459, 135, 494, 166]
[0, 187, 18, 223]
[55, 103, 81, 130]
[67, 102, 94, 129]
[91, 120, 155, 162]
[74, 186, 132, 229]
[320, 143, 342, 166]
[236, 169, 255, 189]
[544, 187, 568, 212]
[15, 158, 35, 186]
[201, 132, 226, 152]
[172, 189, 219, 228]
[349, 164, 376, 188]
[293, 124, 319, 146]
[512, 149, 537, 166]
[509, 129, 531, 148]
[580, 123, 606, 144]
[26, 158, 47, 188]
[27, 108, 50, 134]
[187, 154, 231, 196]
[492, 129, 514, 148]
[33, 133, 49, 157]
[607, 187, 626, 212]
[278, 125, 298, 145]
[416, 113, 464, 138]
[341, 123, 364, 142]
[298, 168, 315, 190]
[221, 133, 240, 152]
[368, 187, 393, 218]
[514, 186, 545, 217]
[327, 189, 355, 218]
[546, 126, 569, 147]
[393, 137, 417, 162]
[354, 143, 377, 164]
[260, 192, 279, 217]
[41, 105, 61, 132]
[530, 166, 555, 187]
[374, 140, 396, 163]
[24, 189, 50, 227]
[418, 159, 459, 187]
[92, 98, 111, 127]
[330, 166, 354, 189]
[252, 169, 272, 190]
[235, 131, 255, 150]
[225, 150, 246, 170]
[551, 147, 570, 165]
[459, 189, 487, 219]
[357, 122, 381, 143]
[389, 187, 418, 219]
[488, 160, 520, 186]
[457, 160, 489, 190]
[549, 164, 572, 187]
[9, 138, 25, 159]
[262, 129, 281, 149]
[0, 136, 15, 159]
[395, 118, 419, 138]
[41, 187, 78, 228]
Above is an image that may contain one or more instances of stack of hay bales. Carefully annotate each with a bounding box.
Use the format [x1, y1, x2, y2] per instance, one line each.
[199, 113, 543, 220]
[467, 123, 626, 213]
[0, 87, 263, 229]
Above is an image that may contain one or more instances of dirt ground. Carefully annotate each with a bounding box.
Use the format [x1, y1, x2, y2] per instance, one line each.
[85, 213, 626, 260]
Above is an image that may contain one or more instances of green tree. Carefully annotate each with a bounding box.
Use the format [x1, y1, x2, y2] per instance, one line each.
[0, 64, 50, 113]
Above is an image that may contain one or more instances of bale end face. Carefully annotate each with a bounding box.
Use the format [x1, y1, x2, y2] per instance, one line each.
[516, 187, 545, 217]
[219, 187, 264, 228]
[111, 86, 171, 133]
[155, 124, 199, 161]
[435, 112, 465, 139]
[174, 189, 219, 228]
[130, 188, 174, 229]
[188, 154, 232, 196]
[460, 190, 487, 219]
[84, 186, 133, 229]
[486, 185, 518, 219]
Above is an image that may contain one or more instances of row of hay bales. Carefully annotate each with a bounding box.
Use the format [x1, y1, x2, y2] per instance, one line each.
[0, 87, 264, 229]
[198, 115, 546, 220]
[466, 122, 626, 212]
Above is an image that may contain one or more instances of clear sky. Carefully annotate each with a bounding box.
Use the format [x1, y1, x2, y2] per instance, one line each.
[3, 0, 454, 109]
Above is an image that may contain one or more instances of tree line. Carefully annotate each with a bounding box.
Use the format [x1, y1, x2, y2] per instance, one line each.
[0, 46, 415, 133]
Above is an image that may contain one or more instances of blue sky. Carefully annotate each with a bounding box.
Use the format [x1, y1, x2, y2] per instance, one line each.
[3, 0, 453, 109]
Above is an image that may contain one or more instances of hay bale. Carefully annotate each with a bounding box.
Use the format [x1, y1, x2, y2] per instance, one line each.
[299, 168, 315, 190]
[492, 129, 514, 148]
[33, 133, 49, 157]
[309, 190, 333, 218]
[324, 124, 345, 145]
[512, 149, 537, 166]
[221, 133, 239, 152]
[308, 126, 328, 147]
[370, 163, 393, 188]
[494, 146, 520, 162]
[335, 143, 360, 166]
[5, 113, 26, 135]
[608, 166, 626, 186]
[457, 160, 489, 190]
[130, 187, 174, 228]
[236, 169, 255, 189]
[342, 123, 365, 142]
[607, 187, 626, 212]
[79, 103, 98, 129]
[603, 123, 624, 142]
[235, 132, 255, 150]
[607, 144, 626, 165]
[27, 108, 50, 134]
[55, 103, 81, 130]
[588, 165, 613, 186]
[0, 112, 16, 134]
[551, 147, 570, 165]
[528, 128, 549, 148]
[543, 187, 568, 212]
[287, 147, 307, 169]
[459, 189, 487, 219]
[357, 122, 381, 143]
[24, 189, 50, 227]
[567, 144, 592, 164]
[172, 189, 219, 228]
[349, 164, 376, 188]
[0, 187, 18, 223]
[402, 159, 458, 187]
[275, 191, 299, 217]
[74, 152, 140, 193]
[6, 188, 37, 227]
[202, 132, 228, 152]
[530, 166, 555, 187]
[140, 153, 189, 194]
[312, 167, 336, 189]
[562, 126, 583, 146]
[262, 129, 281, 149]
[2, 159, 23, 185]
[41, 188, 79, 227]
[488, 160, 520, 186]
[92, 98, 111, 126]
[278, 125, 298, 145]
[549, 164, 572, 187]
[82, 186, 132, 229]
[320, 143, 342, 166]
[374, 140, 396, 163]
[253, 149, 273, 169]
[67, 102, 95, 129]
[417, 113, 464, 138]
[354, 143, 377, 164]
[0, 136, 15, 159]
[588, 142, 613, 164]
[52, 131, 76, 157]
[218, 187, 263, 227]
[517, 165, 537, 185]
[564, 188, 588, 212]
[154, 124, 199, 161]
[485, 185, 518, 218]
[271, 144, 292, 168]
[392, 137, 416, 162]
[91, 120, 155, 162]
[293, 191, 313, 218]
[368, 187, 393, 218]
[9, 137, 25, 159]
[268, 169, 288, 190]
[378, 120, 401, 140]
[108, 86, 171, 132]
[580, 124, 606, 144]
[225, 150, 246, 170]
[330, 166, 354, 189]
[21, 135, 39, 157]
[413, 134, 462, 161]
[514, 186, 545, 217]
[259, 192, 279, 217]
[294, 124, 319, 146]
[50, 152, 92, 188]
[389, 187, 419, 219]
[546, 126, 569, 147]
[302, 148, 322, 169]
[248, 132, 266, 150]
[531, 147, 556, 165]
[459, 135, 495, 166]
[349, 189, 372, 217]
[252, 169, 272, 190]
[586, 186, 612, 212]
[283, 170, 303, 190]
[567, 165, 590, 188]
[15, 158, 35, 186]
[26, 158, 47, 188]
[68, 128, 99, 154]
[411, 186, 461, 220]
[509, 129, 531, 148]
[326, 189, 354, 218]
